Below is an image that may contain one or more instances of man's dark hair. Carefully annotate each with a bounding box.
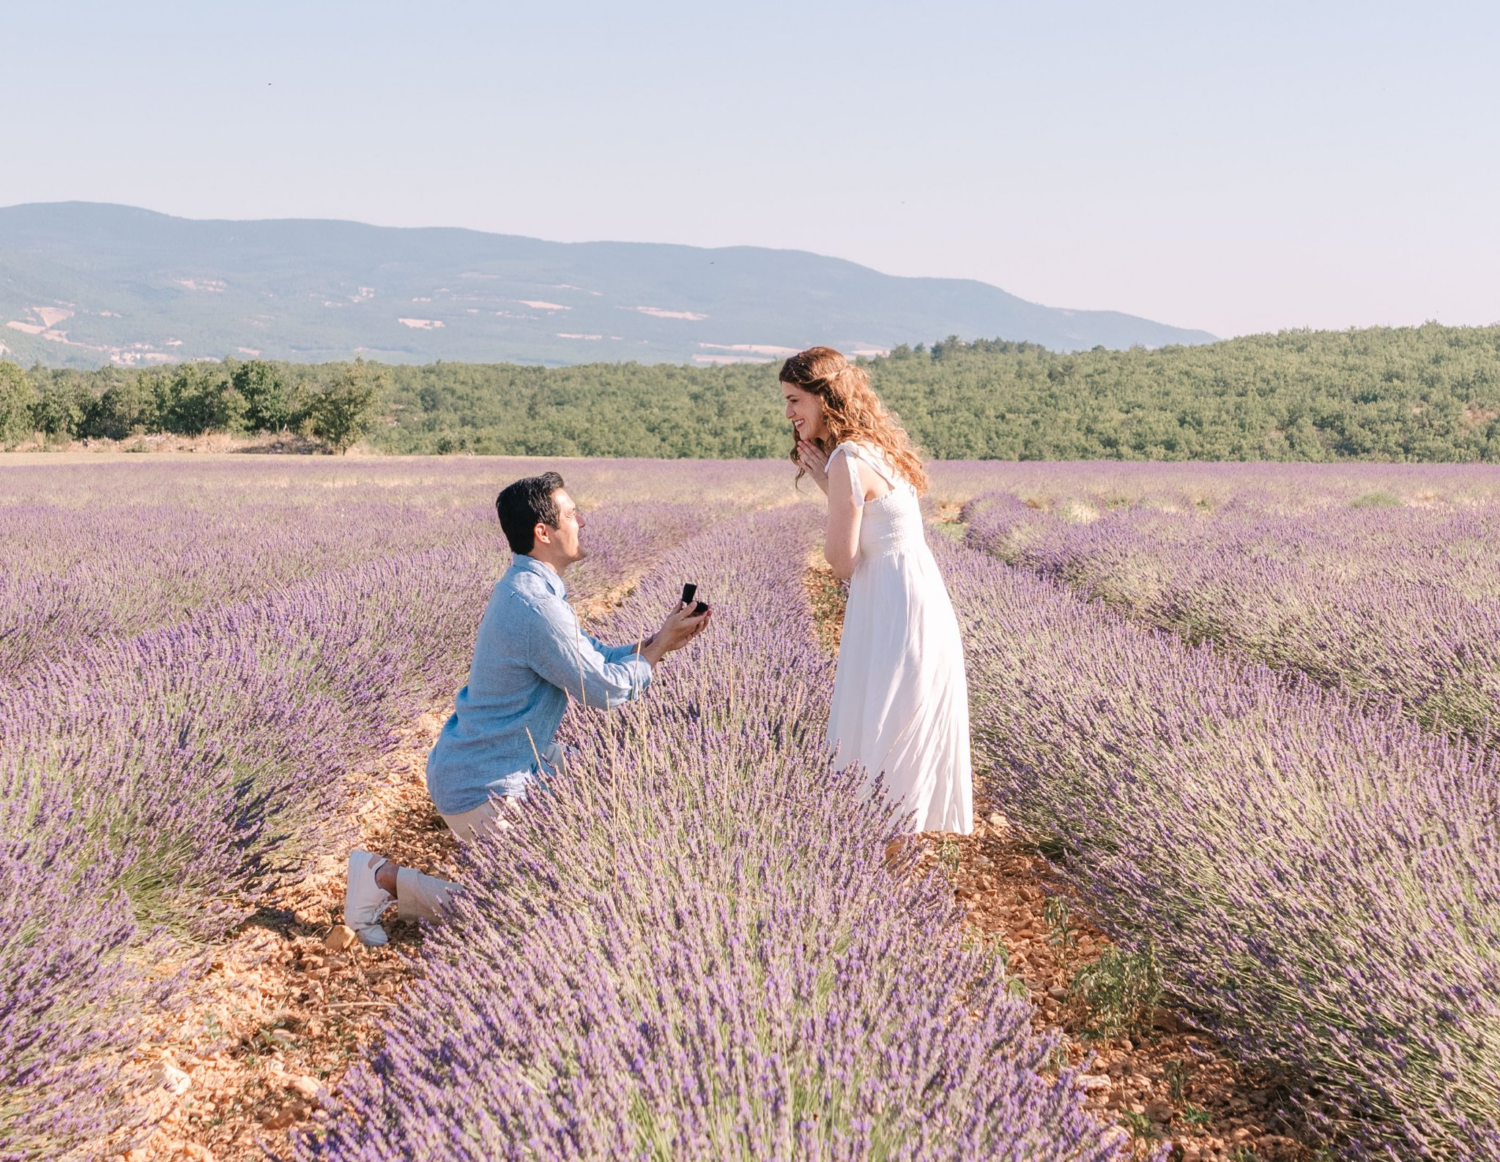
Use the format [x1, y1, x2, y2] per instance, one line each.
[496, 472, 566, 554]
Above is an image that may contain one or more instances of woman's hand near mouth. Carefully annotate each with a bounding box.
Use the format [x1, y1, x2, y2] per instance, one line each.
[797, 439, 831, 493]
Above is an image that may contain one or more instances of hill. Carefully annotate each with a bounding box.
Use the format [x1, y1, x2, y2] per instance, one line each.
[0, 202, 1215, 369]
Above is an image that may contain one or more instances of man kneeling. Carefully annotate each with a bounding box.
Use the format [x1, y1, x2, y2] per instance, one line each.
[342, 471, 709, 945]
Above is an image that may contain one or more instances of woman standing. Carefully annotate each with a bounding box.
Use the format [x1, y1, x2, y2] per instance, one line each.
[782, 346, 973, 834]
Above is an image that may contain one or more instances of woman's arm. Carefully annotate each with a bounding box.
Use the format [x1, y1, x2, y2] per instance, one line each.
[824, 448, 863, 580]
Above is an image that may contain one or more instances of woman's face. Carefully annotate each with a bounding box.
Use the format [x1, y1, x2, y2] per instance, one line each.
[782, 382, 829, 442]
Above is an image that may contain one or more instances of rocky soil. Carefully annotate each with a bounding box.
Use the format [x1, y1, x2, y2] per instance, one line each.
[915, 821, 1317, 1161]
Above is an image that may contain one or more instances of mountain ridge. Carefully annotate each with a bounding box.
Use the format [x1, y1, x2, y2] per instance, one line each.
[0, 202, 1216, 368]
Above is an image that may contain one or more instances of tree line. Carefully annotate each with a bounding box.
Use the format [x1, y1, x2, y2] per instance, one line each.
[0, 359, 382, 452]
[5, 322, 1500, 460]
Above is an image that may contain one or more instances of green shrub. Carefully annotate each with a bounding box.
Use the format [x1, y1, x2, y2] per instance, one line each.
[1069, 945, 1162, 1038]
[0, 362, 38, 446]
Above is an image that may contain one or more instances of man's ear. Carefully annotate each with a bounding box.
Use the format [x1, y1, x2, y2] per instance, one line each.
[532, 521, 552, 545]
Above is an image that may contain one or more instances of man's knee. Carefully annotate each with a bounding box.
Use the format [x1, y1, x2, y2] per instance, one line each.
[441, 796, 517, 844]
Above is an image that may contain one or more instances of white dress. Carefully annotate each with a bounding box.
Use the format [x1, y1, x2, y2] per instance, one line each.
[825, 442, 974, 834]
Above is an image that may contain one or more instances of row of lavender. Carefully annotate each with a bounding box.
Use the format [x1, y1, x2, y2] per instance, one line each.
[0, 502, 492, 673]
[17, 458, 1449, 678]
[936, 533, 1500, 1158]
[1, 548, 491, 1158]
[0, 465, 725, 1159]
[925, 460, 1500, 514]
[19, 455, 1420, 678]
[296, 507, 1130, 1162]
[963, 486, 1500, 742]
[0, 457, 788, 676]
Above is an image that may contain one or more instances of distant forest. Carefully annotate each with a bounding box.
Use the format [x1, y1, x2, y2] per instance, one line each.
[5, 323, 1500, 461]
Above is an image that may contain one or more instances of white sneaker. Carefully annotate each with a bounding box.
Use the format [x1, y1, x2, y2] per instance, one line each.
[344, 850, 393, 946]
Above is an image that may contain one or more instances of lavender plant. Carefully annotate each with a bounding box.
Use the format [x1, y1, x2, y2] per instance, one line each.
[297, 508, 1127, 1162]
[0, 462, 736, 679]
[0, 776, 161, 1160]
[30, 455, 1499, 1158]
[938, 535, 1500, 1158]
[926, 460, 1500, 515]
[964, 488, 1500, 742]
[0, 461, 731, 1159]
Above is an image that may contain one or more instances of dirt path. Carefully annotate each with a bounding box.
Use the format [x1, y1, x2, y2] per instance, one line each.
[912, 822, 1315, 1162]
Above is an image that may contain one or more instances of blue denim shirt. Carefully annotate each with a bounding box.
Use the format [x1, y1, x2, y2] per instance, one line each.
[425, 555, 652, 815]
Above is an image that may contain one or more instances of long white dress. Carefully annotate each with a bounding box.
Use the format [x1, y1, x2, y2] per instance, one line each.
[825, 441, 974, 834]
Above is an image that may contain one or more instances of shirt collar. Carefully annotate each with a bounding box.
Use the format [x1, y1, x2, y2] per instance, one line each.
[511, 553, 568, 600]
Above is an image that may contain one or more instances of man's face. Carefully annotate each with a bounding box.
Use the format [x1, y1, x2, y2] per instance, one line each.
[542, 488, 587, 563]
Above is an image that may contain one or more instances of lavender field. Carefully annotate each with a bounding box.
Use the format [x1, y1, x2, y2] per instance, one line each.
[4, 455, 1500, 1160]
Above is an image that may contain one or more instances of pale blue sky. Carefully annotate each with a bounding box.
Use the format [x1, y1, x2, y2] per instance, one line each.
[3, 0, 1496, 337]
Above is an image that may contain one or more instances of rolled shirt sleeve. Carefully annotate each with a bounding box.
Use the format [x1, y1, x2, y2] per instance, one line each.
[527, 601, 652, 710]
[595, 635, 647, 666]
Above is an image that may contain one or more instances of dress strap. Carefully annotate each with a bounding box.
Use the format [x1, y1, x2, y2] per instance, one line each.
[835, 441, 907, 492]
[829, 444, 867, 507]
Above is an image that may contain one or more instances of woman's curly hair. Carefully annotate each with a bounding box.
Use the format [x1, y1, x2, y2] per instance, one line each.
[780, 346, 929, 494]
